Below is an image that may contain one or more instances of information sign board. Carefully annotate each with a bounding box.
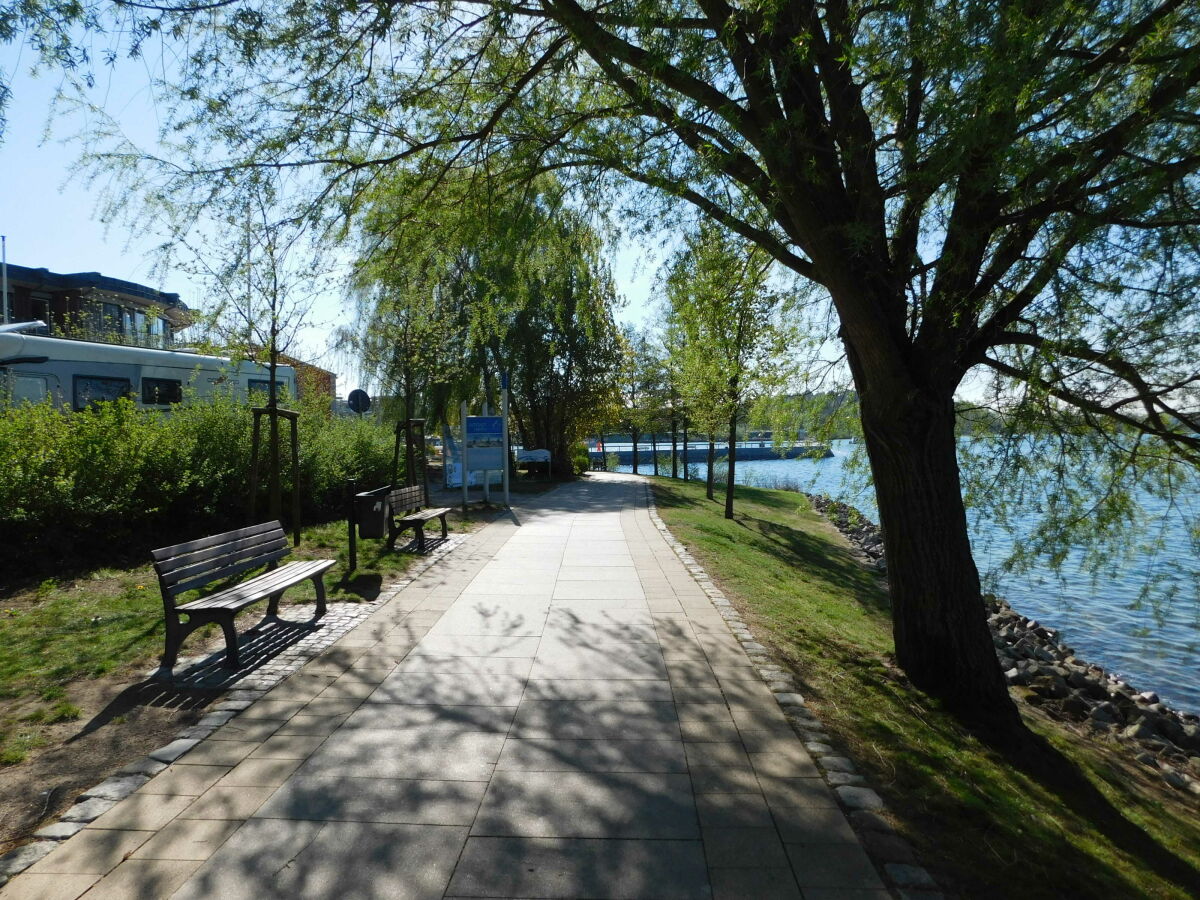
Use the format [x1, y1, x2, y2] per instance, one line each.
[465, 416, 505, 470]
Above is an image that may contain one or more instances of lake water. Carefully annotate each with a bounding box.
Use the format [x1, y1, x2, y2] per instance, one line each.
[616, 440, 1200, 713]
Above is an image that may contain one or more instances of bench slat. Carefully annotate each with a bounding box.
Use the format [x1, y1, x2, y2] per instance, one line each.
[157, 532, 289, 583]
[166, 546, 292, 597]
[398, 507, 452, 524]
[387, 485, 425, 512]
[178, 559, 336, 612]
[152, 521, 282, 562]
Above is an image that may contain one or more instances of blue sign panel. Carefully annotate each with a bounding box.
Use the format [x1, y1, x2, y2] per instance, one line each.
[465, 416, 505, 470]
[465, 416, 503, 439]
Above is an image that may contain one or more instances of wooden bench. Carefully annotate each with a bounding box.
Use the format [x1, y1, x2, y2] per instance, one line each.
[385, 485, 452, 553]
[152, 521, 335, 669]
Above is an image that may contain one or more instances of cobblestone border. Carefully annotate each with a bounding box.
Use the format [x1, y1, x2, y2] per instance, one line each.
[642, 482, 945, 900]
[0, 534, 470, 886]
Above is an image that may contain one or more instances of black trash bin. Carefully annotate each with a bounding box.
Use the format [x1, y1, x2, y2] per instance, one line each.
[354, 486, 392, 538]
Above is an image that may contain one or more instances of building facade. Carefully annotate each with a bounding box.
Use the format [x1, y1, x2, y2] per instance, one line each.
[2, 264, 191, 348]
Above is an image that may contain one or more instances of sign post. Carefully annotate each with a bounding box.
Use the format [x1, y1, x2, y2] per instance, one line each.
[501, 382, 510, 507]
[482, 402, 490, 505]
[460, 401, 469, 516]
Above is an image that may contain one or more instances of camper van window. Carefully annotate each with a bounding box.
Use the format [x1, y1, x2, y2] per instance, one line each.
[11, 375, 48, 406]
[142, 378, 183, 405]
[74, 375, 132, 410]
[248, 379, 289, 398]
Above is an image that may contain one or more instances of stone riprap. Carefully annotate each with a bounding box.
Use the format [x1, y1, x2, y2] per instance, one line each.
[808, 492, 1200, 797]
[2, 475, 891, 899]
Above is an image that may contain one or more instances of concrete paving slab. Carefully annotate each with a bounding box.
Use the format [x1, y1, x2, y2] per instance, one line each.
[173, 740, 259, 767]
[785, 843, 886, 890]
[446, 836, 710, 899]
[340, 702, 517, 733]
[173, 819, 469, 900]
[0, 873, 99, 899]
[82, 859, 203, 899]
[274, 713, 350, 736]
[393, 654, 535, 676]
[217, 757, 304, 787]
[510, 700, 679, 740]
[529, 645, 666, 681]
[471, 771, 699, 839]
[178, 785, 277, 821]
[496, 738, 687, 773]
[87, 793, 194, 830]
[709, 866, 802, 899]
[522, 679, 674, 702]
[254, 775, 488, 824]
[414, 635, 542, 657]
[130, 818, 241, 860]
[702, 826, 790, 867]
[367, 672, 528, 706]
[27, 829, 152, 875]
[695, 792, 774, 828]
[248, 733, 329, 759]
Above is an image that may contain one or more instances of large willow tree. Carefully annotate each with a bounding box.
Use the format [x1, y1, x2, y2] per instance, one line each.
[5, 0, 1200, 733]
[348, 174, 624, 476]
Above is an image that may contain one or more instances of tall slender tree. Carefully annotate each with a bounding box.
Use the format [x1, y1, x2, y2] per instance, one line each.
[666, 223, 789, 518]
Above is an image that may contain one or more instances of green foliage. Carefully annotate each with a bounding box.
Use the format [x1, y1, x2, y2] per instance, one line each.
[348, 173, 624, 477]
[571, 443, 592, 476]
[0, 395, 394, 569]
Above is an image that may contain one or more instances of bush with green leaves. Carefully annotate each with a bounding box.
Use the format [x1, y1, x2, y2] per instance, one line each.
[0, 395, 396, 572]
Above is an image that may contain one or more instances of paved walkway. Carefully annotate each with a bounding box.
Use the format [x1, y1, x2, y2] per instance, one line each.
[3, 474, 885, 899]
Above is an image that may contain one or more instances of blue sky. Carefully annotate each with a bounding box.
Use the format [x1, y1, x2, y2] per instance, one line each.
[1, 49, 658, 396]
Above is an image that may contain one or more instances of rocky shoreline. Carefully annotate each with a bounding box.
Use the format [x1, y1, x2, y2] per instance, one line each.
[807, 493, 1200, 796]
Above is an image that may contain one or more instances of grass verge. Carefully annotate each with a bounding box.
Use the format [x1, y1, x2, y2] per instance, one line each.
[0, 509, 480, 765]
[651, 476, 1200, 900]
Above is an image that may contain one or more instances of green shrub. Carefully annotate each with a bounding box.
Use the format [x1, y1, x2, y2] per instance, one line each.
[0, 395, 396, 574]
[571, 442, 592, 476]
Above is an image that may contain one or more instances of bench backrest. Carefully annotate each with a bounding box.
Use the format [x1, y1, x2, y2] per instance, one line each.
[151, 521, 291, 606]
[387, 484, 425, 514]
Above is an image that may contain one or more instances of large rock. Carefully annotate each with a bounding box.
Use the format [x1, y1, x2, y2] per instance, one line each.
[1122, 720, 1158, 741]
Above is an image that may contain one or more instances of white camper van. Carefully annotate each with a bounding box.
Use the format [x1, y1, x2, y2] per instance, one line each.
[0, 326, 296, 410]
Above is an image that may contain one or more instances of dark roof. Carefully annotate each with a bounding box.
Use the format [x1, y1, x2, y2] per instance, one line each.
[4, 264, 187, 311]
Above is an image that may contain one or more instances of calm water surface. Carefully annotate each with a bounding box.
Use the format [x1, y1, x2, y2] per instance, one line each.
[617, 440, 1200, 713]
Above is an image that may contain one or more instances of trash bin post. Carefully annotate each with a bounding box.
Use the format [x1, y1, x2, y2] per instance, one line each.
[346, 478, 358, 572]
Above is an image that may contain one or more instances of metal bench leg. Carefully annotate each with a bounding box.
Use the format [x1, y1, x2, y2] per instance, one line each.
[439, 514, 448, 541]
[415, 522, 426, 553]
[220, 617, 241, 669]
[163, 618, 184, 669]
[266, 590, 284, 618]
[311, 575, 328, 618]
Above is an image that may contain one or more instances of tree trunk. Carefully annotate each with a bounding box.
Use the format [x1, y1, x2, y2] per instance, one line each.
[671, 416, 678, 479]
[859, 385, 1019, 726]
[682, 421, 689, 481]
[651, 431, 659, 476]
[267, 354, 281, 523]
[724, 408, 737, 520]
[631, 429, 640, 475]
[705, 439, 715, 500]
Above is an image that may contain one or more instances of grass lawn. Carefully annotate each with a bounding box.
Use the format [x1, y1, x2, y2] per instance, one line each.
[651, 476, 1200, 900]
[0, 510, 480, 766]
